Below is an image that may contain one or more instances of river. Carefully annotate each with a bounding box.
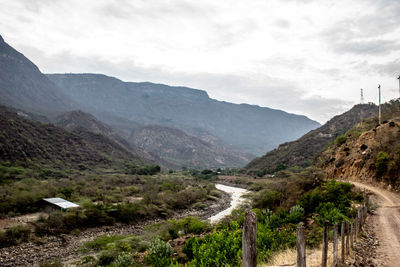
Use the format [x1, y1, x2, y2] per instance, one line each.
[208, 184, 248, 223]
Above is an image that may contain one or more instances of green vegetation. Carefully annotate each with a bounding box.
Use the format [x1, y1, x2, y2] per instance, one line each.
[375, 151, 391, 176]
[0, 224, 30, 248]
[334, 134, 347, 147]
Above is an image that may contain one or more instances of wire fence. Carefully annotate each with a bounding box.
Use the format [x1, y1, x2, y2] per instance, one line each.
[242, 192, 369, 267]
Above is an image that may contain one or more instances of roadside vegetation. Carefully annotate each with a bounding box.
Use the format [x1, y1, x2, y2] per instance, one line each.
[61, 167, 365, 267]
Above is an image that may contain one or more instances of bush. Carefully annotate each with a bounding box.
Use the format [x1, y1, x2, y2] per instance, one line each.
[167, 217, 208, 239]
[334, 134, 347, 146]
[0, 224, 31, 247]
[375, 151, 391, 176]
[114, 252, 134, 267]
[184, 221, 242, 266]
[145, 238, 173, 267]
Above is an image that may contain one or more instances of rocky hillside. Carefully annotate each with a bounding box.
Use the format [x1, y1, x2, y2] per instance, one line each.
[129, 125, 254, 169]
[53, 110, 169, 166]
[0, 34, 76, 114]
[0, 106, 141, 168]
[316, 100, 400, 188]
[244, 104, 378, 175]
[47, 73, 320, 156]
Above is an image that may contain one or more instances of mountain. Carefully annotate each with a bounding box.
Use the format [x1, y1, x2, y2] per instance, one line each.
[0, 34, 76, 115]
[53, 110, 175, 168]
[244, 104, 378, 175]
[46, 73, 320, 156]
[0, 105, 140, 168]
[129, 125, 254, 169]
[316, 100, 400, 188]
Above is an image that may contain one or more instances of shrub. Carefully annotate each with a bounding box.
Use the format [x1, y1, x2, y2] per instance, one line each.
[0, 224, 31, 247]
[97, 250, 118, 266]
[167, 217, 208, 239]
[145, 238, 173, 267]
[114, 252, 134, 267]
[184, 221, 242, 266]
[334, 134, 347, 146]
[375, 151, 391, 176]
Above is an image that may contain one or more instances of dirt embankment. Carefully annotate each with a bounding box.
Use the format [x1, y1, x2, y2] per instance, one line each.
[0, 191, 230, 267]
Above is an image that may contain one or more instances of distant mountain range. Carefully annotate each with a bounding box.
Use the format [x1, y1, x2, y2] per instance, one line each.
[244, 104, 378, 175]
[0, 34, 320, 169]
[47, 73, 320, 156]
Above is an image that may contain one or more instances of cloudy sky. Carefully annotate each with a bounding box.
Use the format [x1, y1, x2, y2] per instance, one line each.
[1, 0, 399, 123]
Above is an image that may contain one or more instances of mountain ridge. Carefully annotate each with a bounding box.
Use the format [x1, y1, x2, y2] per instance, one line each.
[47, 73, 320, 156]
[244, 103, 378, 175]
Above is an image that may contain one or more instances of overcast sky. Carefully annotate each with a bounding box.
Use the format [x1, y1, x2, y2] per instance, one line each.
[1, 0, 399, 123]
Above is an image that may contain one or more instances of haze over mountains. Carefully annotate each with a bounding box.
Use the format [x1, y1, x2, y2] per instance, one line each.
[0, 34, 321, 169]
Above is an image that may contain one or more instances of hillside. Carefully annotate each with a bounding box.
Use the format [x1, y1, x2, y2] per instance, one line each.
[316, 100, 400, 188]
[53, 110, 170, 167]
[244, 104, 378, 175]
[0, 35, 76, 114]
[0, 106, 141, 169]
[47, 73, 320, 156]
[129, 125, 254, 169]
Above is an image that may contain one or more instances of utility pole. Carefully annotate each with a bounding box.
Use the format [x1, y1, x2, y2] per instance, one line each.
[360, 88, 364, 104]
[378, 84, 381, 125]
[397, 75, 400, 99]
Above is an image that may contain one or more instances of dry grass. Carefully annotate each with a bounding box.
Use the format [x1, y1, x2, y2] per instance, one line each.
[259, 241, 351, 267]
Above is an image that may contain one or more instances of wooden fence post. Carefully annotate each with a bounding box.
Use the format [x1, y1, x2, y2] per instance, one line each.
[358, 207, 362, 231]
[355, 214, 359, 239]
[322, 220, 329, 267]
[350, 221, 354, 249]
[341, 221, 345, 264]
[333, 224, 338, 267]
[345, 222, 350, 255]
[242, 209, 257, 267]
[296, 222, 306, 267]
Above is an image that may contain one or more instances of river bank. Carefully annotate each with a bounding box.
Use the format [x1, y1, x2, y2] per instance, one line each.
[0, 185, 235, 267]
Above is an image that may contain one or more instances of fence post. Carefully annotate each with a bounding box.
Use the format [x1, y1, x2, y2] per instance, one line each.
[358, 207, 363, 231]
[322, 220, 329, 267]
[242, 209, 257, 267]
[341, 221, 345, 264]
[333, 224, 338, 267]
[355, 213, 359, 239]
[350, 221, 354, 249]
[345, 222, 350, 255]
[296, 222, 306, 267]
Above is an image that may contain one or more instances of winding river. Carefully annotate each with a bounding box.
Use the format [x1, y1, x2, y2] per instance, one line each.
[208, 184, 248, 223]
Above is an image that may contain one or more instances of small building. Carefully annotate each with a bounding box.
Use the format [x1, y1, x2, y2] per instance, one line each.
[42, 197, 79, 212]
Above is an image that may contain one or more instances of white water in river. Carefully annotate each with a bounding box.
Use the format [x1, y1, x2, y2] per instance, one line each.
[208, 184, 248, 223]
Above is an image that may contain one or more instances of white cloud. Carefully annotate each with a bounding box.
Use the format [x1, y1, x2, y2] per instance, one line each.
[0, 0, 399, 123]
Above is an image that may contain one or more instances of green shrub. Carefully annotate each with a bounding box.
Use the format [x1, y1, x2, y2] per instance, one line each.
[184, 221, 242, 267]
[167, 217, 208, 239]
[97, 250, 118, 266]
[334, 134, 347, 146]
[0, 224, 31, 247]
[114, 252, 134, 267]
[145, 238, 173, 267]
[252, 190, 282, 209]
[375, 151, 391, 176]
[84, 235, 125, 251]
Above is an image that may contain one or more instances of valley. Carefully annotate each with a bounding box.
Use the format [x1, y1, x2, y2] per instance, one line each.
[0, 6, 400, 265]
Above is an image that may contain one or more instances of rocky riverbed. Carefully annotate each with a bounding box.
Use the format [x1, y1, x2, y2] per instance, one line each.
[0, 190, 231, 267]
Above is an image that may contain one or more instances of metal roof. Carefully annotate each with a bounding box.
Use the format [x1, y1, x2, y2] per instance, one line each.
[43, 198, 79, 209]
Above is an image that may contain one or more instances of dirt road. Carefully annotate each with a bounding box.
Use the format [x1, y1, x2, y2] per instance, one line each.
[351, 181, 400, 267]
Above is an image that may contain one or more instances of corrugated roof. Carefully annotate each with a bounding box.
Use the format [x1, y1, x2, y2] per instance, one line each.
[43, 198, 79, 209]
